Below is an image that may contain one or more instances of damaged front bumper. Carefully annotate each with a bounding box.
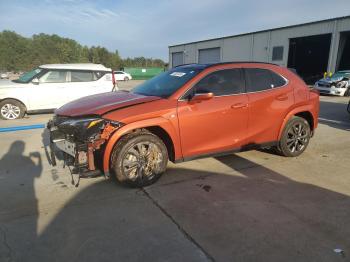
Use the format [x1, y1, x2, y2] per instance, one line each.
[47, 115, 122, 178]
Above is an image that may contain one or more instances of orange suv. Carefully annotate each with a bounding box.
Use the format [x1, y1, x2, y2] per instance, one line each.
[48, 62, 319, 187]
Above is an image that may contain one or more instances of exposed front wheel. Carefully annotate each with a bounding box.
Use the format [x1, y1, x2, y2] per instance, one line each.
[124, 76, 129, 81]
[278, 116, 311, 157]
[111, 130, 168, 187]
[0, 99, 25, 120]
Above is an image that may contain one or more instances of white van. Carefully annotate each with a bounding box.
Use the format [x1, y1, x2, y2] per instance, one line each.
[0, 64, 117, 120]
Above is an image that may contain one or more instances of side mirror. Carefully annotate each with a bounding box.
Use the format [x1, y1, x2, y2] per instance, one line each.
[190, 92, 214, 103]
[31, 78, 39, 85]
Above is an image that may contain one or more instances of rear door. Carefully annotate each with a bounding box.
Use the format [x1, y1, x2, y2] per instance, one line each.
[244, 67, 294, 144]
[177, 68, 249, 158]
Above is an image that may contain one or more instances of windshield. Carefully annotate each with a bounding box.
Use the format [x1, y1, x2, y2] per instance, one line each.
[334, 72, 350, 78]
[132, 67, 203, 98]
[13, 68, 43, 83]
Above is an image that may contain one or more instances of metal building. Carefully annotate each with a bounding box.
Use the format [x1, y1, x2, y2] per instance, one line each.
[168, 16, 350, 83]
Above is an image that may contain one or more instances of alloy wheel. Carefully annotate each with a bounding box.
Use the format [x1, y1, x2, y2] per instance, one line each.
[286, 122, 309, 153]
[1, 103, 21, 120]
[122, 141, 163, 182]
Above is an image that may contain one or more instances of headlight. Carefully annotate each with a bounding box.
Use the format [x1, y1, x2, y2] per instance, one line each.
[58, 117, 123, 141]
[336, 81, 348, 88]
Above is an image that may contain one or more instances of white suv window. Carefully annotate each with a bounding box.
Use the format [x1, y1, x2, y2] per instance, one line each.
[40, 70, 68, 83]
[71, 71, 94, 82]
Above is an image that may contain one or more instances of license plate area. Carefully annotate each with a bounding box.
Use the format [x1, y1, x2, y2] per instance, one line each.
[53, 139, 76, 157]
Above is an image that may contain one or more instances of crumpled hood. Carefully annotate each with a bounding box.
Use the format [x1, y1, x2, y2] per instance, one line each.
[55, 91, 161, 117]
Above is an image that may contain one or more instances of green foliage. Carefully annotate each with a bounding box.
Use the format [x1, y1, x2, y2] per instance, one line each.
[0, 31, 165, 72]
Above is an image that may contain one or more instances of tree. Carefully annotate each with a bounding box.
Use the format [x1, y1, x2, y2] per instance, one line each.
[0, 30, 165, 71]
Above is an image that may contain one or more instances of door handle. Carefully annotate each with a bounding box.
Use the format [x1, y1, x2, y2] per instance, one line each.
[231, 103, 248, 109]
[276, 94, 288, 101]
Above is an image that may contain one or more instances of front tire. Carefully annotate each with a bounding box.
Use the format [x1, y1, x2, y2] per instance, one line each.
[0, 99, 25, 120]
[124, 76, 129, 81]
[110, 130, 168, 187]
[277, 116, 311, 157]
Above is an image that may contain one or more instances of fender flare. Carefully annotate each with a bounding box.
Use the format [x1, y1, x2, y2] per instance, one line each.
[103, 117, 181, 174]
[277, 105, 316, 141]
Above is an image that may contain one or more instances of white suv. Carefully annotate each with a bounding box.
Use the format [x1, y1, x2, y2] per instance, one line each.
[0, 63, 117, 120]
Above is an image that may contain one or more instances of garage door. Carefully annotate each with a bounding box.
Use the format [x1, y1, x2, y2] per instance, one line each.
[172, 52, 184, 67]
[198, 48, 221, 64]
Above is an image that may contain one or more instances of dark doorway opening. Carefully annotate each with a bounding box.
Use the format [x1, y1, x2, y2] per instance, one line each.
[288, 34, 332, 84]
[336, 31, 350, 71]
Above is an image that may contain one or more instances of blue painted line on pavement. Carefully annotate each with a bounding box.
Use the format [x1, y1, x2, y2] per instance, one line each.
[0, 124, 46, 133]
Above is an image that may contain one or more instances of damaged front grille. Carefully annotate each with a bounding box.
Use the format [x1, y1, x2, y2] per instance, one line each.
[318, 82, 330, 88]
[48, 115, 123, 178]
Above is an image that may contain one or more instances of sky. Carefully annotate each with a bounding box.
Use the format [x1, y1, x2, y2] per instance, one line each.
[0, 0, 349, 61]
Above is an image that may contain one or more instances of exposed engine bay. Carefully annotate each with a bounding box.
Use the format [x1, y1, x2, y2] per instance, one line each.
[47, 115, 123, 180]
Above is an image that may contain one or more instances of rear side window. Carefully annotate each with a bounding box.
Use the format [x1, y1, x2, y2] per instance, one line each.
[245, 68, 273, 92]
[193, 69, 244, 96]
[245, 68, 286, 92]
[71, 71, 94, 82]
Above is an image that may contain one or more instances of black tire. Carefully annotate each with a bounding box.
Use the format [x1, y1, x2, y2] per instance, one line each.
[277, 116, 311, 157]
[344, 88, 350, 97]
[110, 130, 168, 187]
[124, 76, 129, 81]
[0, 99, 26, 120]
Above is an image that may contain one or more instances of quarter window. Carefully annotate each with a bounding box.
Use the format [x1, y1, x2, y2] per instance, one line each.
[270, 71, 287, 87]
[94, 71, 105, 80]
[71, 71, 94, 82]
[193, 69, 244, 96]
[40, 70, 67, 83]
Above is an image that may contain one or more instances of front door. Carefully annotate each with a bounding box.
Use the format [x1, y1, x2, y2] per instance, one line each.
[30, 70, 69, 110]
[177, 68, 249, 158]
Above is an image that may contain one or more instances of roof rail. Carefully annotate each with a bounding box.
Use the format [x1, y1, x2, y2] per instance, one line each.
[173, 61, 280, 68]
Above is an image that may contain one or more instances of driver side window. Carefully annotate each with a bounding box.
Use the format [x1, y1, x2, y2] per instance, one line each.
[40, 70, 68, 83]
[193, 69, 244, 96]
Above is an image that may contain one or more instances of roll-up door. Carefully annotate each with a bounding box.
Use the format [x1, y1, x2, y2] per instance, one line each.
[172, 52, 184, 67]
[198, 47, 221, 64]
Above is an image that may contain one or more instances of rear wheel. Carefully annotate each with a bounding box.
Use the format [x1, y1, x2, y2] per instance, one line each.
[277, 116, 311, 157]
[111, 130, 168, 187]
[0, 99, 25, 120]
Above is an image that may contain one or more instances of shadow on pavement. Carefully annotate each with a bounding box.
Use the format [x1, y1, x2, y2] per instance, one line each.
[319, 100, 350, 131]
[0, 141, 42, 262]
[0, 148, 349, 261]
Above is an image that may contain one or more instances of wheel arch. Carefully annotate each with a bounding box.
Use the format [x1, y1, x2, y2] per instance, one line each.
[278, 107, 316, 140]
[143, 126, 175, 162]
[103, 118, 181, 175]
[294, 111, 314, 131]
[0, 97, 28, 112]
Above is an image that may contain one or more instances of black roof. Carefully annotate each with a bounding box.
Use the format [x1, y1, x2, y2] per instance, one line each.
[169, 15, 350, 48]
[173, 61, 279, 69]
